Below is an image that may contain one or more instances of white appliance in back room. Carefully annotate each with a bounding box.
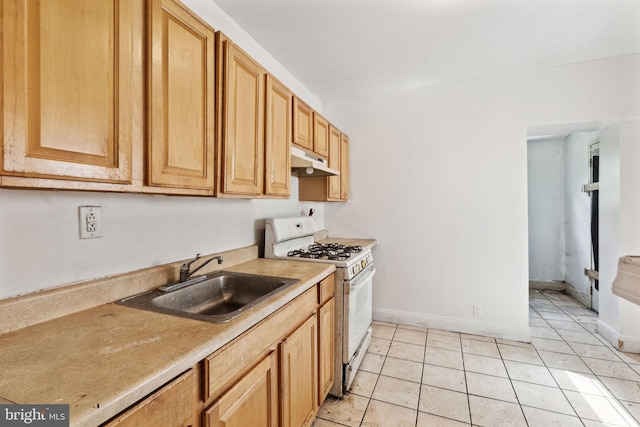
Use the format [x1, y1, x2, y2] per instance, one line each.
[264, 216, 377, 397]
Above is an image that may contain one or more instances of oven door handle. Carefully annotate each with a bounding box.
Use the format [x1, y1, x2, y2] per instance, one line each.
[345, 265, 376, 295]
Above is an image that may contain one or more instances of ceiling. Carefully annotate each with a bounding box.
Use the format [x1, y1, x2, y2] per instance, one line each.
[213, 0, 640, 103]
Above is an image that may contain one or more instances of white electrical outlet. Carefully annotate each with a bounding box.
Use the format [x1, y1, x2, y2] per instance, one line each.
[79, 206, 103, 239]
[473, 304, 483, 318]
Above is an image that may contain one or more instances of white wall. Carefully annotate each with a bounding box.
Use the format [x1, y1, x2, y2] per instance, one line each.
[325, 54, 640, 341]
[183, 0, 323, 112]
[0, 180, 325, 299]
[0, 0, 327, 300]
[594, 121, 640, 350]
[527, 139, 565, 282]
[616, 120, 640, 351]
[564, 132, 598, 298]
[598, 124, 622, 341]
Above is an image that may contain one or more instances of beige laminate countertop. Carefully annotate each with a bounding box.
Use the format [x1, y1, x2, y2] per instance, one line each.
[0, 258, 335, 427]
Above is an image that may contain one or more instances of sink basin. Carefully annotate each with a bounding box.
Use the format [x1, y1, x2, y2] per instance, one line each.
[117, 271, 299, 323]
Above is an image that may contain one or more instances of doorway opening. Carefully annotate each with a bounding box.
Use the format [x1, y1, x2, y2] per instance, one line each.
[527, 127, 600, 313]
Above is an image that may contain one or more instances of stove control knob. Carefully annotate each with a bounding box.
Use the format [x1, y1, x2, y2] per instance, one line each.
[361, 259, 367, 269]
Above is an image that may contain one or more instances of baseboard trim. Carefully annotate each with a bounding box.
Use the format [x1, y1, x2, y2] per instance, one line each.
[596, 319, 620, 348]
[564, 283, 591, 308]
[529, 280, 565, 291]
[596, 320, 640, 354]
[373, 307, 531, 343]
[618, 335, 640, 354]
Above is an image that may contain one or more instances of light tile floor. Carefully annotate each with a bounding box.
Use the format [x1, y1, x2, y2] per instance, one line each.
[314, 290, 640, 427]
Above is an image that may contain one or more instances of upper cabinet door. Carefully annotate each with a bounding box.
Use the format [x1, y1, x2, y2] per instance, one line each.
[327, 126, 341, 200]
[340, 134, 349, 200]
[292, 98, 313, 152]
[219, 35, 265, 196]
[148, 0, 216, 191]
[313, 113, 329, 159]
[265, 75, 292, 198]
[1, 0, 138, 183]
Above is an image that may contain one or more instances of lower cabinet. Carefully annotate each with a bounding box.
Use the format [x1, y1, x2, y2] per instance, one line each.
[318, 297, 335, 404]
[281, 315, 318, 427]
[203, 278, 333, 427]
[317, 274, 336, 405]
[102, 367, 201, 427]
[203, 351, 279, 427]
[104, 274, 335, 427]
[204, 313, 319, 427]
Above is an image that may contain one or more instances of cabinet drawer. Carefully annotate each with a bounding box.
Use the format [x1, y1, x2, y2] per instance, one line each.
[318, 274, 335, 305]
[203, 286, 317, 402]
[103, 368, 198, 426]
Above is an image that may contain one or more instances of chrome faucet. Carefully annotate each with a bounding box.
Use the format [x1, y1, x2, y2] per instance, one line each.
[180, 253, 223, 282]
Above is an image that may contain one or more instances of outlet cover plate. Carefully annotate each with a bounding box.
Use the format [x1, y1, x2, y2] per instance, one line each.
[79, 206, 103, 239]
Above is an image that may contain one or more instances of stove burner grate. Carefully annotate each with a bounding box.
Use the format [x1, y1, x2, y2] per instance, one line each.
[287, 243, 362, 261]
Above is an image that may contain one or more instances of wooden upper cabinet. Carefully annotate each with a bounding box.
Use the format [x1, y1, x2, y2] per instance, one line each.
[298, 128, 349, 202]
[292, 97, 313, 152]
[147, 0, 216, 192]
[217, 33, 265, 196]
[293, 98, 331, 160]
[265, 75, 292, 198]
[1, 0, 139, 183]
[312, 114, 329, 159]
[340, 133, 350, 200]
[327, 126, 341, 200]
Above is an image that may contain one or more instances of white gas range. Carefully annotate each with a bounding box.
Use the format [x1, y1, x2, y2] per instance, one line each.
[264, 216, 376, 397]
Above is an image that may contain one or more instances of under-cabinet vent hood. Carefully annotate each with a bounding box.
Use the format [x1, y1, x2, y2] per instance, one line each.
[291, 146, 340, 177]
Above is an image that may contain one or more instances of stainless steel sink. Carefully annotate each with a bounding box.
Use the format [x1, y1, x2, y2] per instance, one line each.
[117, 271, 299, 323]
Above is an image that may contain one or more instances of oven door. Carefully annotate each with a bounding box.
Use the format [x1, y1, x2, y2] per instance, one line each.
[344, 264, 376, 363]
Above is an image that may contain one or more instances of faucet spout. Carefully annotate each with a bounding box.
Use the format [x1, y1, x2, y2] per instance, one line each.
[180, 253, 223, 282]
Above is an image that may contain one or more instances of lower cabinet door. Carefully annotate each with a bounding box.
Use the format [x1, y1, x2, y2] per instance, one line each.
[318, 298, 335, 404]
[280, 314, 318, 427]
[204, 352, 278, 427]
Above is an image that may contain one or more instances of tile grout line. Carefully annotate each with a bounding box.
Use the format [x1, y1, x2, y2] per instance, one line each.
[541, 289, 636, 368]
[494, 332, 531, 427]
[528, 293, 584, 424]
[359, 323, 395, 426]
[553, 294, 635, 419]
[532, 290, 639, 425]
[320, 293, 640, 426]
[415, 328, 426, 427]
[457, 329, 474, 426]
[540, 291, 599, 421]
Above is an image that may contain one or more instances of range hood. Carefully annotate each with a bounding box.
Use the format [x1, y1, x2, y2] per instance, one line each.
[291, 146, 339, 177]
